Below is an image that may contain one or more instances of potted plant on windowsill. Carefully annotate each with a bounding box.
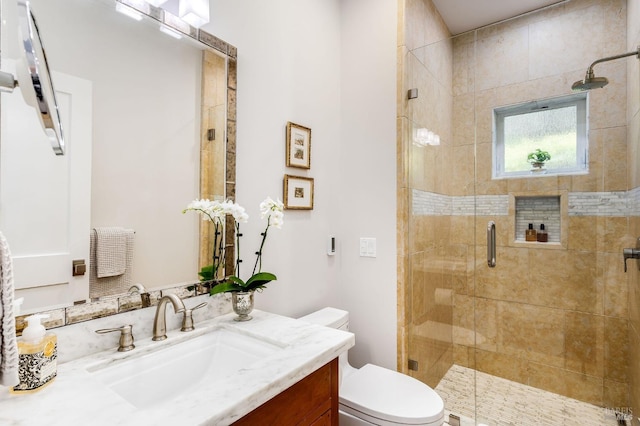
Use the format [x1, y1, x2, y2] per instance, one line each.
[527, 149, 551, 172]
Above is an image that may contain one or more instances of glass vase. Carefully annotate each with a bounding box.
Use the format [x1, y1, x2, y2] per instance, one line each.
[231, 291, 254, 321]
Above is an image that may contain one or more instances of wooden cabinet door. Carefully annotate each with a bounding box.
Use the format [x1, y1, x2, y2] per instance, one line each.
[234, 358, 338, 426]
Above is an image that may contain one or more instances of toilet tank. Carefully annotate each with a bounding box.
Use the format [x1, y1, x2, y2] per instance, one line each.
[298, 307, 349, 331]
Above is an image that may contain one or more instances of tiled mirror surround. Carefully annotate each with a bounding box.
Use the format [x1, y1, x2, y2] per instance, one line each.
[15, 282, 214, 335]
[15, 6, 237, 336]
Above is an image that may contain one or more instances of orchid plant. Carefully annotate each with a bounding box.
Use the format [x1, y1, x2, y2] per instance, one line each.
[183, 197, 284, 295]
[183, 199, 248, 282]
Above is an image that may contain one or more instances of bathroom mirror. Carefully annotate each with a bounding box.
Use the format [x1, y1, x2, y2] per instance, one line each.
[0, 0, 236, 314]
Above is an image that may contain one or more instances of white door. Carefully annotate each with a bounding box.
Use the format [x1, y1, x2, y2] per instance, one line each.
[0, 63, 92, 312]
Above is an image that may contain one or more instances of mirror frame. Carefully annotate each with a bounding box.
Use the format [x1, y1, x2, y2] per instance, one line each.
[11, 0, 237, 333]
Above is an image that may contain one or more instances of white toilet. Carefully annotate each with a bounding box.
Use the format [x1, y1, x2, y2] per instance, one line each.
[298, 307, 445, 426]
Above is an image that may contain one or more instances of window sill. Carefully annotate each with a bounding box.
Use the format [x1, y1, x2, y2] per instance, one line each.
[513, 240, 564, 249]
[493, 169, 588, 180]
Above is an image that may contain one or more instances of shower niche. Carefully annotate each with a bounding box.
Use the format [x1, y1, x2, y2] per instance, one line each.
[514, 196, 561, 243]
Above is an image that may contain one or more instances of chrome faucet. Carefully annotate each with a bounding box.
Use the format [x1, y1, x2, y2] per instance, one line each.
[128, 283, 146, 293]
[152, 294, 186, 341]
[129, 283, 151, 307]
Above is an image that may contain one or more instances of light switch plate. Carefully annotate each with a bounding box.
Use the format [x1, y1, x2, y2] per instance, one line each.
[359, 237, 376, 257]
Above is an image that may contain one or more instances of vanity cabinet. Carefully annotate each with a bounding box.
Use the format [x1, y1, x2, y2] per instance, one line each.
[233, 358, 339, 426]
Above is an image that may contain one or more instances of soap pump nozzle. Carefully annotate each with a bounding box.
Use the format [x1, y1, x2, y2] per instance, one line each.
[22, 314, 49, 344]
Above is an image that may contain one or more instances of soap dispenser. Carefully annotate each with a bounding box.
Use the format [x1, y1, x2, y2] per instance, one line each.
[525, 223, 537, 241]
[11, 314, 57, 394]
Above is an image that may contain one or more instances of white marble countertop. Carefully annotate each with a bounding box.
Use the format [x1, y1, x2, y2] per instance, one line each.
[0, 310, 354, 425]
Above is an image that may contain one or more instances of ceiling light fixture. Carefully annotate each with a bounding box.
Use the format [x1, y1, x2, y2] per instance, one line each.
[179, 0, 209, 28]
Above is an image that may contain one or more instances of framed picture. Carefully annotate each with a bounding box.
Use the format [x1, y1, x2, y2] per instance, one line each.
[286, 122, 312, 169]
[283, 175, 314, 210]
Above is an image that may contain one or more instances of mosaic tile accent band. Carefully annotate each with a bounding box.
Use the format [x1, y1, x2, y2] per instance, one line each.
[412, 190, 509, 216]
[629, 186, 640, 215]
[568, 191, 628, 217]
[413, 188, 640, 217]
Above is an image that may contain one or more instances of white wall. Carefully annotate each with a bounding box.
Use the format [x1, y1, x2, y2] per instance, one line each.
[207, 0, 343, 319]
[338, 0, 398, 370]
[208, 0, 397, 369]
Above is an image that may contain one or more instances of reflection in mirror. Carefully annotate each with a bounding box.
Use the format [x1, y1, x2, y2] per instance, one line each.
[0, 0, 236, 319]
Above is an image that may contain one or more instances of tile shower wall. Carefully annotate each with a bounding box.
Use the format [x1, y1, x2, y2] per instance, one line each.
[452, 0, 631, 409]
[627, 0, 640, 422]
[398, 0, 634, 411]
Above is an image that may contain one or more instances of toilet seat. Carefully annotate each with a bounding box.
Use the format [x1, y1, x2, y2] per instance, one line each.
[339, 364, 445, 426]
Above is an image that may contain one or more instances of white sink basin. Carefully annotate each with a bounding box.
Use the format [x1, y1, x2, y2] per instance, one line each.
[88, 327, 282, 409]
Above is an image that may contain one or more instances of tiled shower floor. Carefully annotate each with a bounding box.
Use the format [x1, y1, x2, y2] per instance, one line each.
[435, 365, 622, 426]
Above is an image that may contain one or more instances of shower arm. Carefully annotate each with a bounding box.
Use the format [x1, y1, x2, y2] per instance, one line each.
[584, 47, 640, 78]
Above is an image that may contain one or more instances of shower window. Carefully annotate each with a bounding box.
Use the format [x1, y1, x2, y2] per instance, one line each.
[492, 93, 588, 178]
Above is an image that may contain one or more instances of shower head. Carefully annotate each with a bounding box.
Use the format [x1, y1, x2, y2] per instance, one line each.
[571, 47, 640, 91]
[571, 69, 608, 91]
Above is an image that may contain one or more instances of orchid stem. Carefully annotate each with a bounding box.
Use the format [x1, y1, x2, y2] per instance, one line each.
[235, 222, 242, 278]
[252, 222, 270, 275]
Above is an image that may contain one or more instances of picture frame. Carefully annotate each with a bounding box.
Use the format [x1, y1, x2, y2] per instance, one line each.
[283, 175, 314, 210]
[286, 122, 312, 169]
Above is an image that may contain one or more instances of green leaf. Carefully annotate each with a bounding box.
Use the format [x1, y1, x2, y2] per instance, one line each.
[209, 272, 277, 294]
[227, 275, 246, 286]
[244, 272, 277, 291]
[198, 264, 215, 281]
[210, 281, 243, 295]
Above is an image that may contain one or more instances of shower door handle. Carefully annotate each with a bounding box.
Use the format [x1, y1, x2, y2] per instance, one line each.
[487, 221, 496, 268]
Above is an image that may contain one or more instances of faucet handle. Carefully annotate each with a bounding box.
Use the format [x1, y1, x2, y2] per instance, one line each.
[96, 324, 135, 352]
[181, 302, 207, 332]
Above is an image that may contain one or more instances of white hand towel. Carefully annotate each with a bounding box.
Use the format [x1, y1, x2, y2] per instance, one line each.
[94, 227, 128, 278]
[0, 231, 19, 387]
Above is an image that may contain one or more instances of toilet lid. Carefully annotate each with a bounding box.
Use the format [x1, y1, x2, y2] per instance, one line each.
[339, 364, 444, 425]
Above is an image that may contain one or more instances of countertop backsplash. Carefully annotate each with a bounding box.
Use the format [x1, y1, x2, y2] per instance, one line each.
[26, 287, 232, 363]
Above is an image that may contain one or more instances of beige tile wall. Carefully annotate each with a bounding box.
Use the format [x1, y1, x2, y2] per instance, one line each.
[628, 0, 640, 422]
[452, 0, 630, 408]
[399, 0, 633, 410]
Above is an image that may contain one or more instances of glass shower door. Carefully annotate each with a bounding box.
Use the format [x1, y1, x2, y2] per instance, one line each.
[403, 1, 632, 425]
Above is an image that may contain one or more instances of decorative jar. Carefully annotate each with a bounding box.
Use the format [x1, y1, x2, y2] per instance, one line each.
[231, 291, 254, 321]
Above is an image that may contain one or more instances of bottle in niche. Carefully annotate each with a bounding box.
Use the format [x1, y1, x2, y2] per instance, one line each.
[537, 224, 548, 242]
[525, 223, 537, 242]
